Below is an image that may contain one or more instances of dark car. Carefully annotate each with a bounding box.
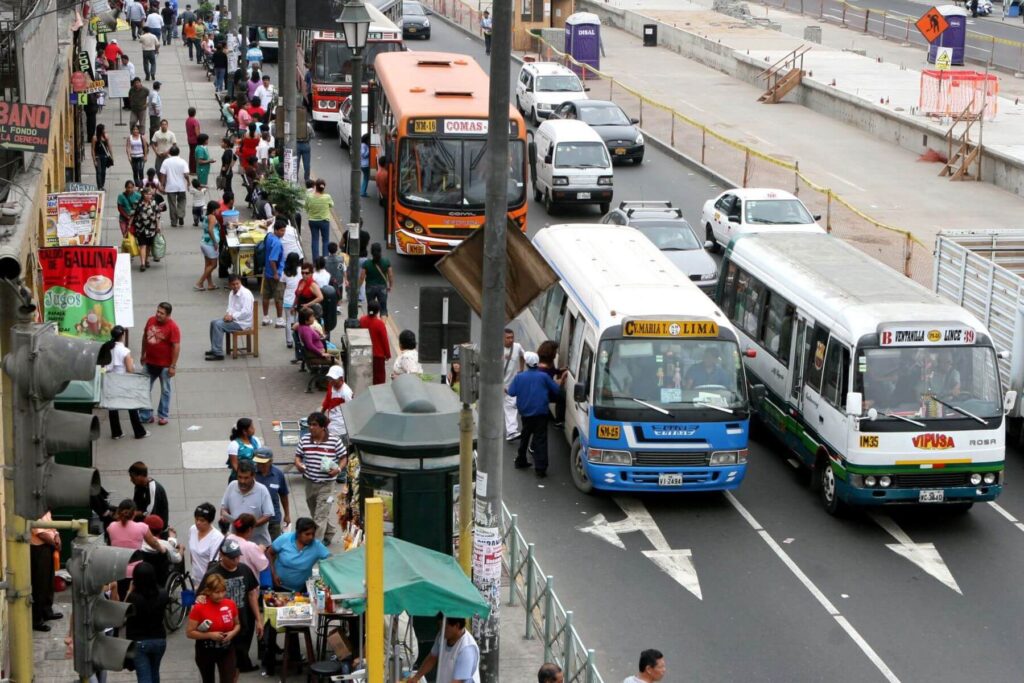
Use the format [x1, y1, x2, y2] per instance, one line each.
[401, 1, 431, 39]
[552, 99, 644, 164]
[601, 201, 718, 291]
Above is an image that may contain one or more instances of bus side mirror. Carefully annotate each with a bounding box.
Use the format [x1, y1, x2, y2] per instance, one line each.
[1004, 390, 1018, 414]
[528, 140, 536, 164]
[544, 149, 553, 165]
[846, 391, 863, 417]
[573, 383, 588, 403]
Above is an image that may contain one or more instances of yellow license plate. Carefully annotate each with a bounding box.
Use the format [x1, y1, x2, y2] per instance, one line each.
[407, 243, 426, 255]
[408, 27, 417, 32]
[615, 147, 626, 155]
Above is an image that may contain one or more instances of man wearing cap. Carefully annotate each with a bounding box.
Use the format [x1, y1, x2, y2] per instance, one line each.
[507, 351, 564, 477]
[253, 451, 290, 540]
[219, 460, 275, 546]
[322, 365, 354, 443]
[199, 538, 263, 672]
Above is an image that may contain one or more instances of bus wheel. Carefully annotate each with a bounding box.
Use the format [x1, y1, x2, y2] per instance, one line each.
[818, 455, 845, 516]
[570, 438, 594, 494]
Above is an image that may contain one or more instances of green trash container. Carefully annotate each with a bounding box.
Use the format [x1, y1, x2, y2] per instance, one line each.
[53, 368, 101, 563]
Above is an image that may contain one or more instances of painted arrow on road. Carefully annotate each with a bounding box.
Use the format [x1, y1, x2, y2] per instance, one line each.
[869, 513, 962, 595]
[578, 497, 702, 600]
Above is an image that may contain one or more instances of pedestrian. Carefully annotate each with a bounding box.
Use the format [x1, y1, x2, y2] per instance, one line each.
[446, 355, 461, 394]
[322, 365, 353, 441]
[151, 116, 177, 171]
[507, 351, 563, 477]
[190, 177, 209, 227]
[107, 501, 165, 577]
[129, 461, 168, 529]
[313, 257, 332, 289]
[294, 260, 324, 311]
[186, 573, 241, 683]
[182, 15, 197, 59]
[160, 144, 189, 227]
[237, 123, 259, 175]
[215, 191, 236, 278]
[160, 1, 175, 44]
[132, 187, 161, 271]
[148, 80, 164, 142]
[139, 27, 159, 80]
[196, 199, 221, 290]
[359, 302, 391, 385]
[502, 328, 525, 440]
[538, 663, 563, 683]
[305, 178, 334, 261]
[225, 514, 270, 576]
[293, 412, 345, 545]
[94, 51, 108, 90]
[623, 649, 666, 683]
[139, 302, 180, 424]
[391, 330, 423, 379]
[253, 452, 290, 540]
[254, 74, 274, 112]
[223, 418, 263, 479]
[212, 42, 228, 92]
[293, 307, 332, 362]
[360, 242, 393, 317]
[295, 108, 313, 183]
[120, 54, 137, 109]
[128, 0, 147, 38]
[409, 614, 480, 683]
[145, 4, 165, 38]
[100, 326, 150, 441]
[359, 133, 371, 197]
[537, 339, 566, 426]
[118, 179, 142, 235]
[128, 78, 150, 135]
[29, 512, 60, 632]
[324, 242, 345, 292]
[219, 460, 274, 545]
[104, 38, 125, 67]
[187, 503, 224, 586]
[260, 219, 287, 328]
[91, 123, 114, 191]
[125, 561, 168, 683]
[255, 124, 273, 170]
[481, 9, 493, 55]
[218, 136, 235, 196]
[207, 272, 254, 359]
[186, 106, 201, 172]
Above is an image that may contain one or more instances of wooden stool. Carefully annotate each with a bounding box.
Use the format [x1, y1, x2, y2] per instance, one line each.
[227, 300, 260, 359]
[280, 625, 315, 682]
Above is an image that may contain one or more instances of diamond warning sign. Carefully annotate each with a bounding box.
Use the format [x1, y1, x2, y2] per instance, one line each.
[916, 7, 949, 44]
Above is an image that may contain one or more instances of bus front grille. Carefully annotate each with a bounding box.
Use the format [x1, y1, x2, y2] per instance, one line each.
[892, 472, 971, 488]
[428, 226, 476, 238]
[633, 451, 709, 467]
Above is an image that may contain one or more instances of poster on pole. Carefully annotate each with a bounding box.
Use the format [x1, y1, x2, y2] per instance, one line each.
[44, 192, 104, 247]
[107, 69, 131, 98]
[283, 148, 296, 183]
[39, 246, 119, 340]
[113, 252, 135, 328]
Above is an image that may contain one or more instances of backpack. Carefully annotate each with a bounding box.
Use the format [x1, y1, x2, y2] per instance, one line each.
[254, 236, 267, 276]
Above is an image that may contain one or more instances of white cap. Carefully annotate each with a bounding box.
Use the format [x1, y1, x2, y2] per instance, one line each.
[111, 38, 118, 43]
[524, 352, 540, 368]
[326, 365, 345, 380]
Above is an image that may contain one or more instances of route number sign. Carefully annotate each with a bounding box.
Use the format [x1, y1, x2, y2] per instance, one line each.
[915, 7, 949, 44]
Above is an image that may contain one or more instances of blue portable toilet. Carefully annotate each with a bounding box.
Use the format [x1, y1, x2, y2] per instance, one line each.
[565, 12, 601, 79]
[927, 5, 967, 66]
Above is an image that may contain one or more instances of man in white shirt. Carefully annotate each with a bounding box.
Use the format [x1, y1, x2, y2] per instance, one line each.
[158, 145, 190, 227]
[621, 649, 667, 683]
[139, 29, 160, 80]
[410, 614, 480, 683]
[253, 74, 274, 112]
[147, 83, 164, 144]
[150, 116, 176, 170]
[255, 125, 274, 169]
[502, 328, 525, 441]
[145, 8, 165, 39]
[207, 275, 254, 360]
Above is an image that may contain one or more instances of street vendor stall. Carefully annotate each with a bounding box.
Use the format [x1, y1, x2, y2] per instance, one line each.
[223, 211, 268, 280]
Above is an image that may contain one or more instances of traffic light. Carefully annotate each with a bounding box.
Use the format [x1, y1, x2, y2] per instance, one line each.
[67, 536, 136, 678]
[2, 322, 106, 519]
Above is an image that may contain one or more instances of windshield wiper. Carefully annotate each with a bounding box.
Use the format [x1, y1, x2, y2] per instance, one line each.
[693, 401, 734, 414]
[629, 397, 673, 417]
[876, 411, 926, 427]
[926, 394, 989, 425]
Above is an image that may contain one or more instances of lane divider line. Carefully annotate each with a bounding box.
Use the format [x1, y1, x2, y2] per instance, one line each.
[987, 501, 1024, 535]
[725, 491, 901, 683]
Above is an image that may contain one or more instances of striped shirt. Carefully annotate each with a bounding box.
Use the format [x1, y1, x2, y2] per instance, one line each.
[295, 433, 346, 482]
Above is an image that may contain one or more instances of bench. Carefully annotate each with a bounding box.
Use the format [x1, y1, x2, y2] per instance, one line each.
[226, 300, 259, 359]
[294, 333, 334, 393]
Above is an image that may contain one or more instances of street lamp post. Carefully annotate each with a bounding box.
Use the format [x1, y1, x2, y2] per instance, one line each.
[337, 0, 372, 328]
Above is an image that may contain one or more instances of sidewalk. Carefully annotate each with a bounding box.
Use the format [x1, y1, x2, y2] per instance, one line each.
[32, 26, 544, 683]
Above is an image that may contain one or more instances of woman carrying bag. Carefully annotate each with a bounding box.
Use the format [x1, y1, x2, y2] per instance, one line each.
[133, 187, 162, 272]
[100, 326, 150, 441]
[91, 124, 114, 192]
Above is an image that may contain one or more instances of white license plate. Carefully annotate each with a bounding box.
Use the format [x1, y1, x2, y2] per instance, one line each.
[577, 192, 591, 200]
[658, 473, 683, 487]
[919, 489, 944, 503]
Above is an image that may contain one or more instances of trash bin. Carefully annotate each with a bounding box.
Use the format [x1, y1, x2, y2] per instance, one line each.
[643, 23, 658, 47]
[565, 12, 601, 78]
[53, 368, 102, 563]
[927, 5, 967, 66]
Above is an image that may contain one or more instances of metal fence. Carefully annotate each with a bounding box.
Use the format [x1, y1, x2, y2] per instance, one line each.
[502, 504, 604, 683]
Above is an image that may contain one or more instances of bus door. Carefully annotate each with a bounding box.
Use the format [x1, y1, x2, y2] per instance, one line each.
[800, 324, 850, 461]
[788, 313, 813, 407]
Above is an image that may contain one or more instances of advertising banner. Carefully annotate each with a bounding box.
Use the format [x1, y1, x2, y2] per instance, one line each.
[0, 102, 51, 153]
[45, 192, 104, 247]
[39, 247, 118, 340]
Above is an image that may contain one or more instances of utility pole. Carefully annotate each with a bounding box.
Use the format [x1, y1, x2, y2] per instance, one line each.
[474, 0, 513, 678]
[280, 0, 298, 167]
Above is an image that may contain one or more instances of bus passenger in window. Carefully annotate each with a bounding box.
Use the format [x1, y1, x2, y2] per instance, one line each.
[686, 348, 731, 389]
[929, 351, 961, 399]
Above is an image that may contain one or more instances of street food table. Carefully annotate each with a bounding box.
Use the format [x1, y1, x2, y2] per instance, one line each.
[224, 221, 267, 282]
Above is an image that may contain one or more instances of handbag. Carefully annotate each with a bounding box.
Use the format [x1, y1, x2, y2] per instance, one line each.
[216, 174, 226, 190]
[152, 233, 167, 260]
[121, 231, 139, 257]
[103, 141, 114, 167]
[99, 372, 153, 411]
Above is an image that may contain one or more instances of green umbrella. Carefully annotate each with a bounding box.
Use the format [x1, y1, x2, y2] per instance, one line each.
[319, 536, 491, 619]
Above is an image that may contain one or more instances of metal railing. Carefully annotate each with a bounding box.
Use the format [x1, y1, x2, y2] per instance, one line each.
[502, 504, 604, 683]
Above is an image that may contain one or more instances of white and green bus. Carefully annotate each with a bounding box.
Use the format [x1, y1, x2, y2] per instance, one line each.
[717, 232, 1015, 514]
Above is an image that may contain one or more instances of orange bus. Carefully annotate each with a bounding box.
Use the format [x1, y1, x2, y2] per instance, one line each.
[372, 51, 528, 256]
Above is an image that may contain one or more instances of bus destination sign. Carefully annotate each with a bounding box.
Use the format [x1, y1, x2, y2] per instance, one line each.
[879, 325, 976, 346]
[622, 320, 719, 338]
[407, 118, 520, 136]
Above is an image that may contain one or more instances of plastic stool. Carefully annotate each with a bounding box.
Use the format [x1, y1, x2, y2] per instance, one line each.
[308, 659, 345, 682]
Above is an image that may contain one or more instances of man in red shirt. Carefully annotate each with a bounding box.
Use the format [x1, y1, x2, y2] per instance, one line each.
[185, 106, 201, 173]
[359, 302, 391, 385]
[104, 39, 124, 69]
[139, 302, 181, 425]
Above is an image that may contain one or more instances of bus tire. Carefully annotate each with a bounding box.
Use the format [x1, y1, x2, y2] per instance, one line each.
[705, 223, 721, 254]
[570, 438, 594, 494]
[818, 454, 845, 516]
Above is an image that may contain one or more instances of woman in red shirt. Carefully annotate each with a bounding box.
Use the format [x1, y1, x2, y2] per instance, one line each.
[294, 262, 324, 311]
[186, 574, 240, 683]
[237, 124, 260, 172]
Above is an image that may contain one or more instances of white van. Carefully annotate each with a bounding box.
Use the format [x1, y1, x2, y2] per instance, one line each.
[530, 119, 614, 214]
[515, 62, 589, 126]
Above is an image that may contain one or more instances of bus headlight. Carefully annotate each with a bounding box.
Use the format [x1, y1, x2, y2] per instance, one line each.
[970, 473, 983, 486]
[552, 176, 569, 186]
[879, 475, 892, 488]
[983, 472, 997, 485]
[597, 176, 613, 186]
[710, 449, 748, 465]
[588, 449, 631, 465]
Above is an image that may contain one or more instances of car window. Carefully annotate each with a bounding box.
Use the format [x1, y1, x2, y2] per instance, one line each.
[633, 222, 700, 250]
[714, 194, 735, 214]
[578, 105, 630, 126]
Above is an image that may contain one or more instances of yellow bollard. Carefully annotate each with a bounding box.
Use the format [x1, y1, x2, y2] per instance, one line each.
[365, 498, 385, 683]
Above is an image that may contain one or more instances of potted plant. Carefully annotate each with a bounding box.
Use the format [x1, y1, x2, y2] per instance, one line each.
[259, 174, 306, 220]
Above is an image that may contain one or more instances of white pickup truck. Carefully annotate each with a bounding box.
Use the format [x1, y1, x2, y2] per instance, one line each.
[934, 229, 1024, 437]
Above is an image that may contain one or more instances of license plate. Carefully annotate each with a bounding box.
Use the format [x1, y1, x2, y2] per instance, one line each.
[615, 147, 626, 155]
[408, 27, 417, 32]
[407, 243, 426, 255]
[919, 489, 944, 503]
[658, 473, 683, 487]
[577, 192, 591, 200]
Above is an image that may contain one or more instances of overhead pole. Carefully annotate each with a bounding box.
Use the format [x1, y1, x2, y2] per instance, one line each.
[474, 0, 513, 678]
[280, 0, 298, 165]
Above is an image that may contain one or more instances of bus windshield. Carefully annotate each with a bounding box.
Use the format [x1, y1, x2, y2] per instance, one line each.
[856, 346, 1002, 423]
[594, 339, 746, 413]
[313, 41, 402, 84]
[398, 138, 525, 209]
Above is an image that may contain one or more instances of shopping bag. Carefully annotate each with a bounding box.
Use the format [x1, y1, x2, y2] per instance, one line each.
[121, 231, 139, 257]
[153, 233, 167, 260]
[99, 372, 153, 411]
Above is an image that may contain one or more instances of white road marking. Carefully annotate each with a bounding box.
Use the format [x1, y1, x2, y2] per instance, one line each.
[826, 171, 868, 192]
[868, 513, 961, 594]
[577, 497, 702, 600]
[725, 492, 901, 683]
[987, 501, 1024, 534]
